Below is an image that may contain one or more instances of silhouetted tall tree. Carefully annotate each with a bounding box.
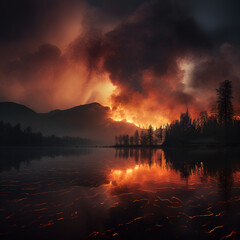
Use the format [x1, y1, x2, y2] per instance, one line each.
[155, 127, 163, 144]
[180, 107, 191, 128]
[119, 135, 123, 146]
[140, 130, 147, 146]
[123, 135, 129, 145]
[198, 111, 208, 127]
[147, 125, 154, 145]
[216, 80, 234, 124]
[134, 130, 139, 145]
[114, 80, 240, 147]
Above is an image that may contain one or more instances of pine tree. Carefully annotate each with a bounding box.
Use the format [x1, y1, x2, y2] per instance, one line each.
[140, 130, 146, 146]
[118, 135, 123, 146]
[147, 125, 154, 145]
[134, 130, 139, 145]
[155, 127, 163, 144]
[123, 135, 129, 145]
[216, 80, 234, 124]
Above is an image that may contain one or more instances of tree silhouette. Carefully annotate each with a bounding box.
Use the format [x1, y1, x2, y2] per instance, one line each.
[0, 121, 91, 146]
[118, 135, 123, 146]
[155, 127, 163, 145]
[216, 80, 234, 124]
[198, 111, 208, 127]
[140, 130, 147, 146]
[114, 80, 240, 147]
[147, 125, 154, 145]
[180, 106, 191, 128]
[134, 130, 139, 145]
[123, 135, 129, 145]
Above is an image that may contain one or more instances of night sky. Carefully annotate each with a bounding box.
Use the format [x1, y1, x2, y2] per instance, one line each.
[1, 0, 240, 126]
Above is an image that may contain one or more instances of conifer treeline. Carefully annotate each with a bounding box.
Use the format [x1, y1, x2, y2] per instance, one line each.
[0, 121, 91, 146]
[164, 109, 240, 146]
[115, 126, 165, 147]
[115, 80, 240, 147]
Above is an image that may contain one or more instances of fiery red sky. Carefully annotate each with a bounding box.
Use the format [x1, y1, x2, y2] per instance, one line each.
[1, 0, 240, 127]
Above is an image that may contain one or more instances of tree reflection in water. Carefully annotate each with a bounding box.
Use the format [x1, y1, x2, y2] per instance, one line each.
[99, 148, 240, 240]
[0, 147, 240, 240]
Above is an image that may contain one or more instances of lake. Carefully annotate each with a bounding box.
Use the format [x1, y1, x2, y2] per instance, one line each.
[0, 147, 240, 240]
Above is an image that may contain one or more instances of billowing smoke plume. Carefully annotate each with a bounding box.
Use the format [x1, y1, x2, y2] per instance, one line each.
[1, 0, 240, 126]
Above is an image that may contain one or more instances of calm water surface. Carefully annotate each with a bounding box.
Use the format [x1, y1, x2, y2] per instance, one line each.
[0, 147, 240, 240]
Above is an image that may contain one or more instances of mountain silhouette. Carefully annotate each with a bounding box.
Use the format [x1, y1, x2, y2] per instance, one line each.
[0, 102, 36, 117]
[0, 102, 138, 145]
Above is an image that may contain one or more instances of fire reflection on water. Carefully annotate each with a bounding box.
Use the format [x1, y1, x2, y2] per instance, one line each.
[109, 153, 179, 187]
[0, 148, 240, 240]
[107, 149, 208, 192]
[88, 149, 240, 239]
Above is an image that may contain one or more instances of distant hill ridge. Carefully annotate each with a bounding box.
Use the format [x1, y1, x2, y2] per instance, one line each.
[0, 102, 138, 145]
[0, 102, 36, 115]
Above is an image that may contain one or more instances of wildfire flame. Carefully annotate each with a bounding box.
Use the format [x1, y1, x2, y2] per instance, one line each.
[110, 108, 167, 129]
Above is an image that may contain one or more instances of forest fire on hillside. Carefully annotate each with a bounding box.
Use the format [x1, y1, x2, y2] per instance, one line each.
[110, 103, 171, 129]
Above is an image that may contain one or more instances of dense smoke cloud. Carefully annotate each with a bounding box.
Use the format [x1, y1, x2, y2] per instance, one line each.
[1, 0, 240, 125]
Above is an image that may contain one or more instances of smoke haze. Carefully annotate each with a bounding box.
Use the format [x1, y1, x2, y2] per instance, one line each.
[1, 0, 240, 126]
